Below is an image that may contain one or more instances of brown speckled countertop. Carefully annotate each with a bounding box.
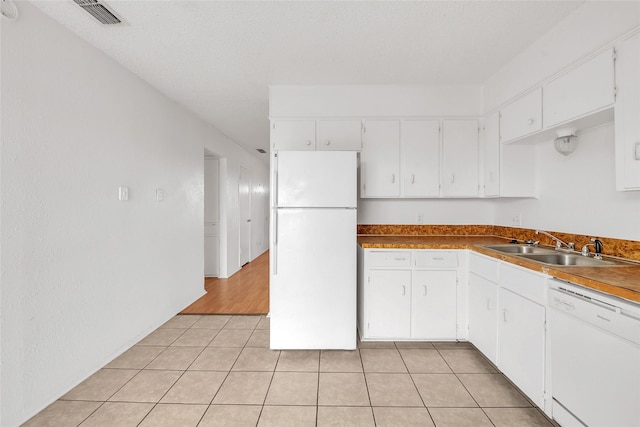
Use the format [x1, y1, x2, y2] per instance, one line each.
[358, 235, 640, 304]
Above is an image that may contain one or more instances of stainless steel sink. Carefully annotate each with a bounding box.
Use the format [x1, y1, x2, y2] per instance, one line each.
[482, 244, 557, 255]
[518, 253, 617, 267]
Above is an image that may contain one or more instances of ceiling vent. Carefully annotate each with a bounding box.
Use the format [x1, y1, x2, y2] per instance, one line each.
[73, 0, 123, 25]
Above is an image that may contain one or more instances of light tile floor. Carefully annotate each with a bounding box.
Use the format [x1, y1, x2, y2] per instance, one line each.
[24, 315, 555, 427]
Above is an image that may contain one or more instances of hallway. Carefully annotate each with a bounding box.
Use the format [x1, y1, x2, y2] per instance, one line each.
[182, 251, 270, 315]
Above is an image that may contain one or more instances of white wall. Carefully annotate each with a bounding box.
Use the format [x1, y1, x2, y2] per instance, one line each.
[358, 199, 494, 225]
[270, 85, 483, 118]
[0, 3, 265, 425]
[485, 2, 640, 241]
[494, 124, 640, 240]
[483, 1, 640, 112]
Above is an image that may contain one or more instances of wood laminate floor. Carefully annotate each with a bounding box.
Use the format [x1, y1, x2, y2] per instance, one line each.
[181, 251, 269, 315]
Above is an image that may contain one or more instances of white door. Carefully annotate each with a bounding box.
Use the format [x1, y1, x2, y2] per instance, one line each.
[271, 120, 316, 151]
[361, 120, 400, 197]
[411, 270, 457, 339]
[317, 120, 362, 151]
[498, 288, 546, 408]
[442, 120, 479, 197]
[367, 269, 411, 338]
[271, 208, 356, 349]
[401, 120, 440, 197]
[482, 112, 500, 197]
[204, 157, 219, 277]
[468, 273, 498, 364]
[276, 151, 357, 208]
[239, 166, 251, 267]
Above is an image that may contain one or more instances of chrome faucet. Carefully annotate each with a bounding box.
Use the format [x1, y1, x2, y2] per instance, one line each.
[535, 230, 575, 251]
[581, 238, 603, 259]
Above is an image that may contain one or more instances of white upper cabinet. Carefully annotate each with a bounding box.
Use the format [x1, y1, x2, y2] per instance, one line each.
[482, 112, 500, 197]
[442, 120, 479, 197]
[543, 48, 615, 128]
[317, 120, 362, 151]
[271, 120, 316, 151]
[499, 88, 542, 143]
[361, 120, 401, 197]
[615, 32, 640, 191]
[400, 120, 440, 197]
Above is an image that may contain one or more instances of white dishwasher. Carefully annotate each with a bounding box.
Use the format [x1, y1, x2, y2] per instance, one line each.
[548, 279, 640, 427]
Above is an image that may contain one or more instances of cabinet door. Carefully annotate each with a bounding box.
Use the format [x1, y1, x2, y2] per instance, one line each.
[411, 270, 457, 339]
[468, 273, 498, 364]
[615, 32, 640, 191]
[482, 112, 500, 197]
[401, 120, 440, 197]
[366, 269, 411, 338]
[271, 120, 316, 151]
[499, 89, 542, 143]
[317, 120, 362, 151]
[204, 235, 219, 277]
[498, 288, 545, 408]
[544, 48, 615, 128]
[442, 120, 479, 197]
[361, 120, 401, 198]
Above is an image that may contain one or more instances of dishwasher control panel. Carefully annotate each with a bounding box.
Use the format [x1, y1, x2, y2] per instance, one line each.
[549, 279, 640, 346]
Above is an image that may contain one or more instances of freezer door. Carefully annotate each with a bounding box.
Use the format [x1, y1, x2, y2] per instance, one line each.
[271, 208, 356, 349]
[276, 151, 357, 208]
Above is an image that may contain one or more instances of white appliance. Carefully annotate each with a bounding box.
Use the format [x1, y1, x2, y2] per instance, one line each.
[270, 151, 357, 350]
[548, 279, 640, 427]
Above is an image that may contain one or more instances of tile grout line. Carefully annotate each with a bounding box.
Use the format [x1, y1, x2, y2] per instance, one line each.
[396, 344, 439, 426]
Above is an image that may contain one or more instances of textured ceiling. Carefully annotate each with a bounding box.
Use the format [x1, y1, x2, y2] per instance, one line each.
[31, 0, 585, 161]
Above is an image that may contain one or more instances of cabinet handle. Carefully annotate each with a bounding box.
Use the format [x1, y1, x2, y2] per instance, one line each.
[431, 257, 444, 261]
[402, 285, 406, 296]
[391, 173, 396, 184]
[503, 309, 509, 322]
[423, 285, 427, 296]
[528, 118, 535, 125]
[393, 257, 406, 261]
[306, 140, 312, 146]
[326, 140, 331, 146]
[486, 299, 492, 311]
[450, 174, 455, 183]
[635, 142, 640, 160]
[489, 171, 494, 182]
[411, 174, 415, 184]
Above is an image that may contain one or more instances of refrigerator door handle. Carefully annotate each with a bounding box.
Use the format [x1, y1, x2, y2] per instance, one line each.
[273, 209, 278, 275]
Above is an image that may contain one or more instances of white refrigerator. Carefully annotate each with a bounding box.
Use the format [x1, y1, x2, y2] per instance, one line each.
[270, 150, 357, 350]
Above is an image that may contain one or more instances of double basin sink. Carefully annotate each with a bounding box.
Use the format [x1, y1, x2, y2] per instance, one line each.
[481, 244, 622, 267]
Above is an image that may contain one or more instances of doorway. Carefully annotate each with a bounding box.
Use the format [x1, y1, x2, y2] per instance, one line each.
[239, 165, 252, 267]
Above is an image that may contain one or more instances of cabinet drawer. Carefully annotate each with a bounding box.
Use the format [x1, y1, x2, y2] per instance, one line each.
[500, 263, 547, 305]
[204, 223, 219, 236]
[413, 251, 458, 268]
[469, 252, 499, 282]
[367, 251, 411, 267]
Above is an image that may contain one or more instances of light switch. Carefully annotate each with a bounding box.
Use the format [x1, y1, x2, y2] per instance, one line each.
[118, 186, 129, 201]
[156, 188, 164, 202]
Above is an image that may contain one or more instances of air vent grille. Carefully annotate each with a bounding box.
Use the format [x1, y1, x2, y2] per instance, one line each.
[73, 0, 122, 25]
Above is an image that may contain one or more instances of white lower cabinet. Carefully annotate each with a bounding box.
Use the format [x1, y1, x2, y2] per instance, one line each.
[497, 287, 546, 409]
[468, 253, 550, 414]
[358, 248, 459, 340]
[367, 269, 411, 338]
[497, 263, 549, 413]
[468, 252, 499, 364]
[468, 272, 498, 364]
